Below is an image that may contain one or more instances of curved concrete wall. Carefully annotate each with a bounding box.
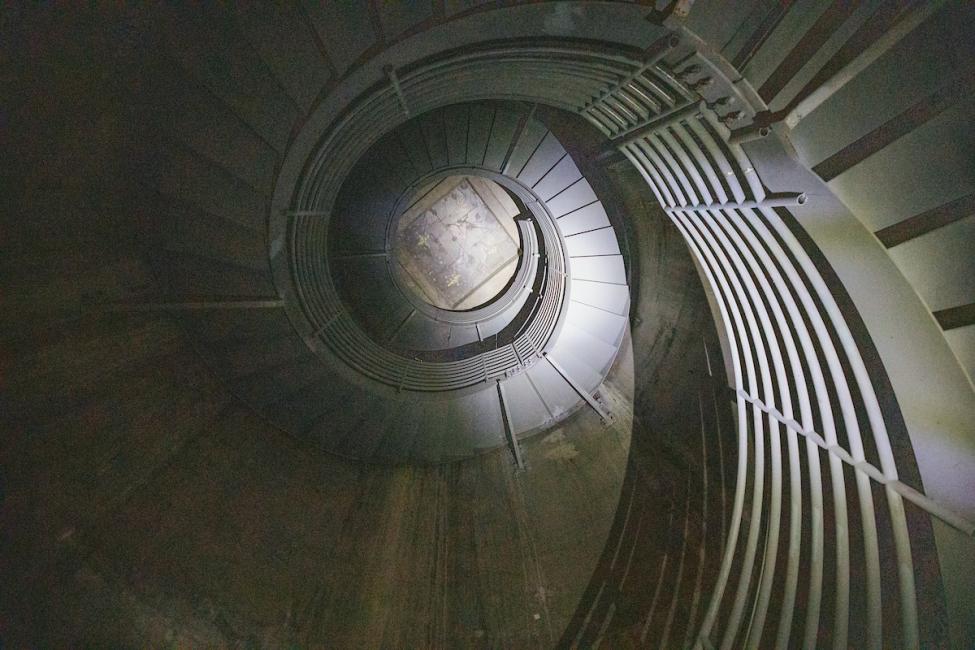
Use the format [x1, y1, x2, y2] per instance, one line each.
[3, 1, 973, 647]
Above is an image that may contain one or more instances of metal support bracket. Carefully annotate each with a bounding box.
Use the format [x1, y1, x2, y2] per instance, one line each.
[665, 193, 807, 213]
[497, 380, 526, 469]
[544, 353, 613, 424]
[385, 65, 410, 117]
[611, 100, 703, 148]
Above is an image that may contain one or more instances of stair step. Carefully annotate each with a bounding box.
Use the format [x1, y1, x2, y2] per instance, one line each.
[569, 255, 627, 285]
[374, 133, 424, 196]
[332, 257, 413, 340]
[888, 215, 975, 313]
[143, 56, 280, 193]
[232, 356, 325, 405]
[517, 132, 567, 188]
[444, 104, 471, 166]
[450, 388, 507, 457]
[211, 333, 310, 378]
[483, 107, 524, 172]
[232, 3, 332, 112]
[316, 391, 396, 458]
[160, 205, 268, 273]
[503, 118, 548, 177]
[500, 372, 551, 435]
[547, 179, 598, 218]
[557, 201, 610, 236]
[260, 365, 336, 431]
[738, 0, 847, 100]
[533, 154, 583, 202]
[159, 251, 277, 297]
[397, 121, 435, 178]
[373, 399, 431, 462]
[549, 321, 619, 391]
[394, 314, 452, 351]
[466, 104, 495, 167]
[148, 142, 267, 233]
[182, 309, 294, 344]
[564, 300, 627, 348]
[299, 2, 376, 74]
[524, 361, 582, 422]
[409, 400, 454, 462]
[565, 227, 621, 258]
[420, 111, 450, 169]
[448, 325, 481, 348]
[571, 280, 630, 316]
[164, 5, 298, 152]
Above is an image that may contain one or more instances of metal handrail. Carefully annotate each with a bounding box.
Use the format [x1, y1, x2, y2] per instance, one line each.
[281, 36, 945, 646]
[526, 36, 953, 647]
[291, 159, 568, 392]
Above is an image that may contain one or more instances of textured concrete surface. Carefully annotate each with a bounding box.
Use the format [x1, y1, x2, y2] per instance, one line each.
[2, 318, 632, 647]
[0, 6, 726, 648]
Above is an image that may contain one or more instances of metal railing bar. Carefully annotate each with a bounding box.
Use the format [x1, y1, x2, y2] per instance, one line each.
[581, 34, 680, 112]
[739, 388, 975, 537]
[719, 208, 826, 649]
[497, 380, 525, 468]
[679, 212, 773, 650]
[667, 214, 752, 650]
[695, 209, 794, 648]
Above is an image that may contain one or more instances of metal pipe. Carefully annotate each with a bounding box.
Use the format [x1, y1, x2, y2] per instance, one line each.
[727, 123, 771, 147]
[613, 100, 704, 146]
[784, 0, 948, 128]
[665, 194, 806, 213]
[497, 380, 526, 469]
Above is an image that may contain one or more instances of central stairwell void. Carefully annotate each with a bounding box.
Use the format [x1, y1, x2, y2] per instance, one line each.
[389, 174, 521, 312]
[212, 99, 632, 464]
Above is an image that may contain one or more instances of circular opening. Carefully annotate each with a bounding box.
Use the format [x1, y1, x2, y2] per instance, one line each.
[390, 175, 522, 311]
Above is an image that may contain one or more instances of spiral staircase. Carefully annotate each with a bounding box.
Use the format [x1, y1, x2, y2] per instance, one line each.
[3, 1, 975, 648]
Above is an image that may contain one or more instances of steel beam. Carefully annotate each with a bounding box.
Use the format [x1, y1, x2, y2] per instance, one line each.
[385, 65, 411, 117]
[87, 297, 284, 312]
[543, 353, 612, 423]
[665, 194, 806, 213]
[497, 380, 526, 469]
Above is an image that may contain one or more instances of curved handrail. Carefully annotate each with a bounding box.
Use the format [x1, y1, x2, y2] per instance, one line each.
[288, 89, 578, 391]
[275, 35, 949, 646]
